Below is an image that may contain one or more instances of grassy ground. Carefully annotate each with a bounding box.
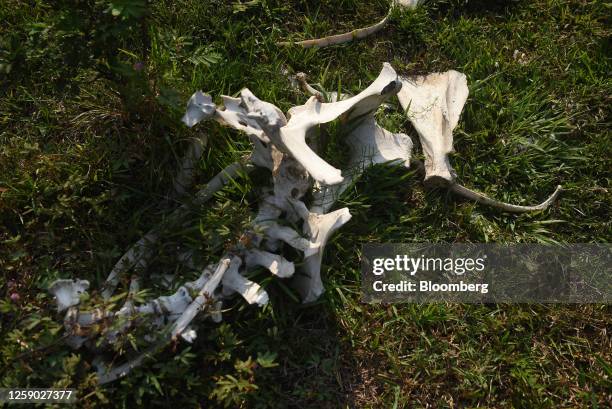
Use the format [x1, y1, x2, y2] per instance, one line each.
[1, 0, 610, 407]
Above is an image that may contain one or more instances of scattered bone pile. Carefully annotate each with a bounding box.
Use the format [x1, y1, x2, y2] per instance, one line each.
[49, 63, 561, 383]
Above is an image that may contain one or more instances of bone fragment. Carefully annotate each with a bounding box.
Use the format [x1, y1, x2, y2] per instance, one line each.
[221, 263, 269, 306]
[262, 222, 320, 256]
[49, 279, 90, 312]
[215, 95, 273, 170]
[171, 257, 234, 339]
[245, 249, 295, 278]
[181, 91, 216, 127]
[292, 205, 352, 302]
[397, 70, 469, 186]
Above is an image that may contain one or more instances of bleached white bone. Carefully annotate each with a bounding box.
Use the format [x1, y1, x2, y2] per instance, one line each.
[49, 279, 90, 312]
[294, 73, 325, 100]
[278, 10, 391, 48]
[215, 95, 273, 170]
[450, 184, 563, 213]
[311, 97, 411, 213]
[288, 63, 400, 135]
[103, 282, 194, 345]
[94, 288, 222, 384]
[245, 249, 295, 278]
[171, 257, 234, 339]
[180, 327, 198, 343]
[62, 310, 91, 349]
[310, 116, 413, 213]
[216, 96, 268, 141]
[290, 72, 356, 106]
[310, 118, 413, 214]
[125, 285, 192, 319]
[281, 63, 401, 185]
[288, 69, 409, 300]
[397, 70, 469, 185]
[240, 88, 288, 140]
[253, 155, 311, 224]
[210, 300, 223, 323]
[266, 157, 312, 222]
[56, 63, 407, 381]
[289, 202, 352, 302]
[182, 90, 277, 172]
[181, 91, 216, 127]
[263, 222, 320, 257]
[397, 72, 562, 212]
[62, 264, 224, 350]
[222, 264, 269, 306]
[348, 117, 413, 169]
[397, 0, 420, 7]
[62, 62, 566, 386]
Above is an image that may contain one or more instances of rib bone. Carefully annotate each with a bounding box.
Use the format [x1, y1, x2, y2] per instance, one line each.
[278, 1, 421, 48]
[450, 184, 563, 213]
[171, 257, 233, 339]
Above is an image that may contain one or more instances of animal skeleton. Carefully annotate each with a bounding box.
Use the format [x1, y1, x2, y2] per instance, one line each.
[49, 63, 561, 383]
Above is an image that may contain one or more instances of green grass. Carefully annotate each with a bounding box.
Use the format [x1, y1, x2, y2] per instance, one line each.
[1, 0, 610, 407]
